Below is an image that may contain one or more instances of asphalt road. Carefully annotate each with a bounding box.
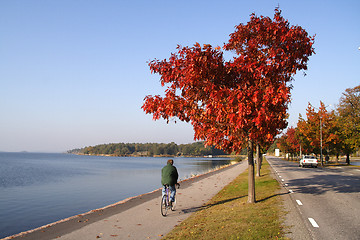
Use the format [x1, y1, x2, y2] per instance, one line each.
[267, 156, 360, 240]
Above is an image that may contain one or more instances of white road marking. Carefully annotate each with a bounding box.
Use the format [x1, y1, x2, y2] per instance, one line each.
[296, 200, 303, 206]
[308, 218, 319, 228]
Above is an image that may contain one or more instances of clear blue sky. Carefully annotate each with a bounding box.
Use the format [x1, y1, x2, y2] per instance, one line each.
[1, 0, 359, 152]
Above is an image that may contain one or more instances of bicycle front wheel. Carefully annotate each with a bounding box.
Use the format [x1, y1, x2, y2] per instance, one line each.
[161, 195, 168, 216]
[171, 196, 176, 211]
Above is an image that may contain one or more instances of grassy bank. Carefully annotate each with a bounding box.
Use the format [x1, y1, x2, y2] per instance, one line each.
[163, 160, 287, 240]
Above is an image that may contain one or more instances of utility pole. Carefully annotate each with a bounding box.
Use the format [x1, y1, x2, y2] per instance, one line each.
[320, 116, 323, 167]
[311, 103, 331, 167]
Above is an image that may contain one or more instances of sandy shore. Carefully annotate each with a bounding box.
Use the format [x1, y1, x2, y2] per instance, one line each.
[4, 161, 247, 240]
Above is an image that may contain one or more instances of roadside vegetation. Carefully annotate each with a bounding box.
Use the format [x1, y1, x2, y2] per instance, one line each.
[163, 159, 288, 240]
[276, 84, 360, 165]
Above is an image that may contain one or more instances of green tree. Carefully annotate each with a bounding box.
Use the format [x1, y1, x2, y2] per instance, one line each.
[336, 85, 360, 164]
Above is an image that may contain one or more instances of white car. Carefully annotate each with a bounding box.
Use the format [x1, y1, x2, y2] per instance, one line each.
[299, 155, 318, 168]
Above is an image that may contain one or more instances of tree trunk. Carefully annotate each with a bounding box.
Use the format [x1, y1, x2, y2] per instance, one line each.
[247, 140, 256, 203]
[256, 143, 261, 177]
[346, 153, 350, 165]
[336, 153, 339, 164]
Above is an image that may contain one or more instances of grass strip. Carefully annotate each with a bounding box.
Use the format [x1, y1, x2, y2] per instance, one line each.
[163, 159, 287, 240]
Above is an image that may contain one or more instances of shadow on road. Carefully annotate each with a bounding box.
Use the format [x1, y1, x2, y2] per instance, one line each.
[268, 157, 360, 195]
[288, 173, 360, 195]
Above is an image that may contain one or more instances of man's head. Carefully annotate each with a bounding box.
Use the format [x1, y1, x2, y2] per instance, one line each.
[167, 159, 174, 165]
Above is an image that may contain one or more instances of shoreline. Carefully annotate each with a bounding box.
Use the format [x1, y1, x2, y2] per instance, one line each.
[71, 152, 243, 158]
[3, 161, 241, 240]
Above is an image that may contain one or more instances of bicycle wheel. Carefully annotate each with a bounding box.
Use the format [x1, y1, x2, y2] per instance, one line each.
[161, 194, 168, 216]
[171, 196, 176, 211]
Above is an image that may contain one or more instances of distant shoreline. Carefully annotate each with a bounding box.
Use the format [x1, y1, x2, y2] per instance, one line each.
[72, 152, 242, 158]
[66, 142, 245, 158]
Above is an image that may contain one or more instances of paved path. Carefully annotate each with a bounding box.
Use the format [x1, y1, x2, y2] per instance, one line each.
[7, 161, 247, 240]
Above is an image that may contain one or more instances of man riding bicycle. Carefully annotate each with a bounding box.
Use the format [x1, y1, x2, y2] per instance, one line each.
[161, 159, 179, 206]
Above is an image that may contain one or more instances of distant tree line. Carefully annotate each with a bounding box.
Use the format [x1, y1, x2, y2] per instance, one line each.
[68, 142, 231, 157]
[277, 85, 360, 164]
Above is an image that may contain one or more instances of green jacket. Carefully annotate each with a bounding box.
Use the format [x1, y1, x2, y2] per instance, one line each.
[161, 163, 179, 186]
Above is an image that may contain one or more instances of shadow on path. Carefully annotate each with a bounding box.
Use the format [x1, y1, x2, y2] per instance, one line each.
[181, 195, 246, 214]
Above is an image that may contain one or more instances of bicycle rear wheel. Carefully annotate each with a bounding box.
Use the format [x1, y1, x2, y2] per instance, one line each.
[161, 194, 168, 216]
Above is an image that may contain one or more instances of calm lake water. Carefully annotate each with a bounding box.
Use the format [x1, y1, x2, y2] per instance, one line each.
[0, 152, 232, 238]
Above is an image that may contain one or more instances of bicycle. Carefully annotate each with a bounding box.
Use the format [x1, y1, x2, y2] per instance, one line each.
[161, 183, 179, 216]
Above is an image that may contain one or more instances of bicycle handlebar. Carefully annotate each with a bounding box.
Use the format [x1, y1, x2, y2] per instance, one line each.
[163, 183, 180, 189]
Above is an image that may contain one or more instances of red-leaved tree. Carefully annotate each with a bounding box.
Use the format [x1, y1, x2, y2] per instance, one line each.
[277, 126, 300, 159]
[142, 9, 314, 203]
[297, 101, 339, 165]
